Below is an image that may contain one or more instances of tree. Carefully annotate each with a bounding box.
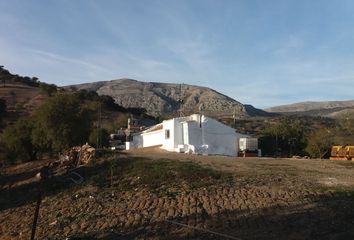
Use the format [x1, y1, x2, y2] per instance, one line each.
[109, 114, 129, 131]
[89, 128, 110, 148]
[0, 94, 96, 164]
[33, 94, 93, 152]
[39, 82, 57, 96]
[1, 118, 37, 163]
[98, 95, 126, 111]
[335, 113, 354, 145]
[0, 98, 6, 117]
[259, 117, 307, 157]
[306, 128, 334, 158]
[31, 122, 52, 157]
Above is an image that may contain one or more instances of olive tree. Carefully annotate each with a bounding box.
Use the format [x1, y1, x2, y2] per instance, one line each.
[32, 94, 93, 152]
[1, 118, 37, 163]
[0, 98, 6, 117]
[305, 128, 334, 158]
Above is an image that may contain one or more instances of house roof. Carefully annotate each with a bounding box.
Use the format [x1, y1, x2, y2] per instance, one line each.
[142, 123, 163, 133]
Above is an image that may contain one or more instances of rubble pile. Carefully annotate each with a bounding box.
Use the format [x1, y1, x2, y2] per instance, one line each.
[54, 144, 96, 171]
[67, 143, 96, 165]
[78, 144, 96, 164]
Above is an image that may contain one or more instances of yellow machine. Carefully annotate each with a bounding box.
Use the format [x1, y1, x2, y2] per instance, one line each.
[330, 146, 354, 160]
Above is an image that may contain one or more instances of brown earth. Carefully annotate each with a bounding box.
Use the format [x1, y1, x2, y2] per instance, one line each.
[0, 84, 47, 126]
[1, 150, 354, 239]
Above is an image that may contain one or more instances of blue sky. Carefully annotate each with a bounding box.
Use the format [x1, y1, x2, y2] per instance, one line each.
[0, 0, 354, 108]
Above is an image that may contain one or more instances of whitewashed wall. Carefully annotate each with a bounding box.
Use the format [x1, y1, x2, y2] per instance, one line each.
[141, 130, 164, 147]
[186, 121, 202, 146]
[132, 114, 249, 157]
[172, 114, 200, 149]
[201, 116, 239, 156]
[132, 129, 164, 148]
[161, 119, 175, 151]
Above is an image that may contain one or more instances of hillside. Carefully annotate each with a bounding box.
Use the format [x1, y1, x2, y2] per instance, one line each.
[0, 66, 46, 123]
[67, 79, 272, 118]
[0, 67, 156, 131]
[265, 100, 354, 118]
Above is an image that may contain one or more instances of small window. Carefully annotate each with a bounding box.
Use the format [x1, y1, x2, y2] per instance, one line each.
[165, 129, 170, 139]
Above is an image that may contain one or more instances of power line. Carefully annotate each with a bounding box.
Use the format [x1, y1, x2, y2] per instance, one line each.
[164, 219, 243, 240]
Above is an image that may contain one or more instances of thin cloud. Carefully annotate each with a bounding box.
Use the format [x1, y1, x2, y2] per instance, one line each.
[0, 1, 354, 108]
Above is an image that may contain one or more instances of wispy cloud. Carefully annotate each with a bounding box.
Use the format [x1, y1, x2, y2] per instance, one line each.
[271, 35, 306, 58]
[1, 0, 354, 108]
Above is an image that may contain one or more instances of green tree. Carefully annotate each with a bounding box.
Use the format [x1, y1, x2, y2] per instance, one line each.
[1, 118, 37, 163]
[39, 82, 57, 96]
[0, 98, 6, 117]
[259, 117, 307, 157]
[31, 123, 52, 157]
[306, 128, 334, 158]
[335, 113, 354, 145]
[109, 114, 129, 131]
[0, 94, 95, 164]
[33, 94, 93, 152]
[89, 128, 110, 148]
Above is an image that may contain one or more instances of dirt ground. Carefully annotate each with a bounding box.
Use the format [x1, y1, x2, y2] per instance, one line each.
[128, 147, 354, 188]
[1, 149, 354, 240]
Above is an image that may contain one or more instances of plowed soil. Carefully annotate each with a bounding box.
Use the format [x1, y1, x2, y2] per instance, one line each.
[1, 150, 354, 240]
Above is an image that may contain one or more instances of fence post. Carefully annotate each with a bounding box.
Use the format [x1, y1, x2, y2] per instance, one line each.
[30, 166, 49, 240]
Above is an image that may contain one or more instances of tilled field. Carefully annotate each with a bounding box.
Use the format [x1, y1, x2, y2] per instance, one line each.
[1, 152, 354, 239]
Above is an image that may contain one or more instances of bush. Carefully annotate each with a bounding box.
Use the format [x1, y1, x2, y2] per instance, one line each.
[1, 118, 37, 163]
[89, 128, 110, 148]
[306, 128, 334, 158]
[0, 98, 6, 117]
[259, 117, 307, 157]
[39, 82, 57, 96]
[33, 94, 94, 152]
[0, 94, 96, 164]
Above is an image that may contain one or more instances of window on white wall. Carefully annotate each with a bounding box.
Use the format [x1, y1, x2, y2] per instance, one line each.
[165, 129, 170, 139]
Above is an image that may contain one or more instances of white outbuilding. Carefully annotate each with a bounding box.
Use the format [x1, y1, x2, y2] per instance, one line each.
[128, 114, 249, 156]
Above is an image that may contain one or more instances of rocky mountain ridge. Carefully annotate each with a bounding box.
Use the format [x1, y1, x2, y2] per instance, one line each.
[265, 100, 354, 118]
[67, 79, 272, 118]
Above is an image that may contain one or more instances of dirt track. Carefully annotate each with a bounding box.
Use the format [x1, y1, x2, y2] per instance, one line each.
[1, 150, 354, 239]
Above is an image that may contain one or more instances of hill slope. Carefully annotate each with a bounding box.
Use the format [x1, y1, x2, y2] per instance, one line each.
[67, 79, 272, 118]
[0, 66, 46, 121]
[265, 100, 354, 118]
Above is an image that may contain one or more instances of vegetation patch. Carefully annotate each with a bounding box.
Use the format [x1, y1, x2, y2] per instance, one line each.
[88, 157, 233, 193]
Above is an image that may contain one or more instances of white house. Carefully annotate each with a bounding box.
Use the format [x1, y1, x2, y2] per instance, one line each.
[128, 114, 249, 156]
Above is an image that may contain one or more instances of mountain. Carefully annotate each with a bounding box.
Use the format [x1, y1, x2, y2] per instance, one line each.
[67, 79, 272, 118]
[265, 100, 354, 118]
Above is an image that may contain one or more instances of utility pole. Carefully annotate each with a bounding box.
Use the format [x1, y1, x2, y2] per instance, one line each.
[177, 83, 184, 117]
[99, 103, 102, 149]
[233, 109, 236, 129]
[275, 131, 278, 157]
[0, 65, 4, 88]
[126, 117, 131, 142]
[198, 104, 204, 128]
[96, 102, 102, 149]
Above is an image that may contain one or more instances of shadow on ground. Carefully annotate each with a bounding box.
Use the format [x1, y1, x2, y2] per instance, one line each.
[2, 154, 354, 239]
[0, 153, 129, 211]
